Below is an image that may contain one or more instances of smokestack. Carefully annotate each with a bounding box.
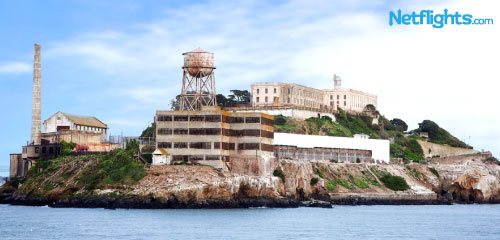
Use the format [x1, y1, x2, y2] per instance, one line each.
[30, 43, 41, 145]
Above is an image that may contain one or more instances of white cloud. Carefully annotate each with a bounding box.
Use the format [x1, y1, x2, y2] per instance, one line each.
[38, 0, 500, 157]
[0, 62, 31, 74]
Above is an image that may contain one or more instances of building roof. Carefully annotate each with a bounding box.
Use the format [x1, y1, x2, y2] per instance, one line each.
[59, 112, 108, 129]
[153, 148, 170, 156]
[273, 133, 390, 162]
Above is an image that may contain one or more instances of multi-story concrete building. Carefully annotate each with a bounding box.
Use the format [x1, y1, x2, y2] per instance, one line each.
[155, 106, 275, 169]
[251, 75, 377, 113]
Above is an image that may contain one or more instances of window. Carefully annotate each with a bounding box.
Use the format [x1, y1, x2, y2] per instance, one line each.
[243, 129, 260, 137]
[245, 117, 260, 123]
[344, 101, 346, 106]
[274, 88, 277, 93]
[35, 147, 39, 153]
[222, 142, 235, 150]
[174, 128, 188, 134]
[238, 143, 259, 150]
[256, 97, 259, 102]
[173, 155, 188, 161]
[287, 98, 290, 103]
[157, 115, 172, 121]
[261, 117, 274, 126]
[49, 147, 54, 154]
[257, 89, 260, 94]
[330, 95, 333, 100]
[205, 155, 220, 161]
[174, 142, 188, 148]
[213, 142, 221, 149]
[189, 142, 211, 149]
[158, 142, 172, 148]
[189, 128, 221, 135]
[337, 95, 339, 100]
[189, 155, 204, 161]
[344, 95, 346, 100]
[265, 96, 268, 102]
[157, 128, 172, 135]
[229, 117, 244, 123]
[261, 144, 274, 152]
[288, 89, 291, 94]
[42, 147, 46, 154]
[205, 115, 221, 122]
[189, 115, 205, 121]
[174, 115, 189, 121]
[265, 88, 268, 94]
[261, 130, 274, 138]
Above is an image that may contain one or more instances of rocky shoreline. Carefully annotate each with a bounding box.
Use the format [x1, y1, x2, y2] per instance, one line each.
[2, 153, 499, 209]
[5, 192, 497, 209]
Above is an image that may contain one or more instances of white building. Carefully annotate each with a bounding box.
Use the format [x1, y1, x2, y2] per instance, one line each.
[251, 75, 377, 113]
[273, 133, 390, 163]
[42, 111, 109, 146]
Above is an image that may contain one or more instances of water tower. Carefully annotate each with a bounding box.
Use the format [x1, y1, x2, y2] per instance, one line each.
[179, 48, 217, 111]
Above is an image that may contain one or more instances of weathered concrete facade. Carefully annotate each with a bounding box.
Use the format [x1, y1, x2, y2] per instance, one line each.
[251, 81, 377, 113]
[155, 106, 275, 169]
[274, 145, 373, 163]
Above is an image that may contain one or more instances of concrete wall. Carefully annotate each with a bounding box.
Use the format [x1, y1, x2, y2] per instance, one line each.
[232, 108, 336, 121]
[417, 140, 479, 158]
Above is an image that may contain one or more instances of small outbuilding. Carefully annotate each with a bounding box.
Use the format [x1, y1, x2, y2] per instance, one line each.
[152, 148, 171, 165]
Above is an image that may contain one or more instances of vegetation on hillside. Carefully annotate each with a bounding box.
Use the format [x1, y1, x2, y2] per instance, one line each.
[413, 120, 471, 149]
[273, 108, 468, 162]
[18, 141, 146, 197]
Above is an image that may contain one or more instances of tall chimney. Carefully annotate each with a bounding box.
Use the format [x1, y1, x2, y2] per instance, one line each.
[30, 43, 42, 145]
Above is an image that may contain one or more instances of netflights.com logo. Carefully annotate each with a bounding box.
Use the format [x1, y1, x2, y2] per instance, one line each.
[389, 9, 494, 28]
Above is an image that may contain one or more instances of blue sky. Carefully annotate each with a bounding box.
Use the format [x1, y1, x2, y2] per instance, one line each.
[0, 0, 499, 175]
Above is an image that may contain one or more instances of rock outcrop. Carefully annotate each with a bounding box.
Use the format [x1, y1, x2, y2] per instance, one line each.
[1, 153, 499, 208]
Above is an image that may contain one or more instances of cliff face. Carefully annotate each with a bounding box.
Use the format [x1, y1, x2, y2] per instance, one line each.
[1, 153, 499, 208]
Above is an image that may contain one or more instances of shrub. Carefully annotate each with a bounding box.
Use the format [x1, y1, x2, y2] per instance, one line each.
[60, 140, 77, 156]
[274, 114, 287, 125]
[310, 177, 319, 185]
[273, 168, 285, 182]
[353, 177, 370, 189]
[428, 167, 440, 178]
[337, 178, 355, 190]
[380, 174, 410, 191]
[326, 181, 336, 191]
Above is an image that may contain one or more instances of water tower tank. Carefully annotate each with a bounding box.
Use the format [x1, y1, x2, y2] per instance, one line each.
[183, 48, 215, 77]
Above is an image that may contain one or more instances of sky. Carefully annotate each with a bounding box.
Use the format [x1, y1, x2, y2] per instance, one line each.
[0, 0, 499, 175]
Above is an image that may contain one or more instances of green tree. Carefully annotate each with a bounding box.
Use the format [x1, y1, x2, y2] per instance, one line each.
[170, 95, 181, 110]
[390, 118, 408, 132]
[140, 123, 155, 138]
[60, 140, 77, 156]
[274, 114, 287, 125]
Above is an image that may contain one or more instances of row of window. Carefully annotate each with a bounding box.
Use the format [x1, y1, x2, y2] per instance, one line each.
[172, 155, 220, 161]
[256, 88, 277, 94]
[157, 142, 274, 152]
[157, 115, 222, 122]
[157, 115, 265, 124]
[329, 94, 347, 100]
[157, 128, 273, 138]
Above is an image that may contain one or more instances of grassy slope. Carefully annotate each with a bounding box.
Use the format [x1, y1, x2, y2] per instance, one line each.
[15, 148, 146, 199]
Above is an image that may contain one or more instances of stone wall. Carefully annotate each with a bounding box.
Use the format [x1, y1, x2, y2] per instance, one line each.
[417, 140, 479, 158]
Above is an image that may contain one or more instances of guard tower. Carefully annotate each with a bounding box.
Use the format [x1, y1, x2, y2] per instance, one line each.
[333, 74, 342, 90]
[179, 48, 217, 111]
